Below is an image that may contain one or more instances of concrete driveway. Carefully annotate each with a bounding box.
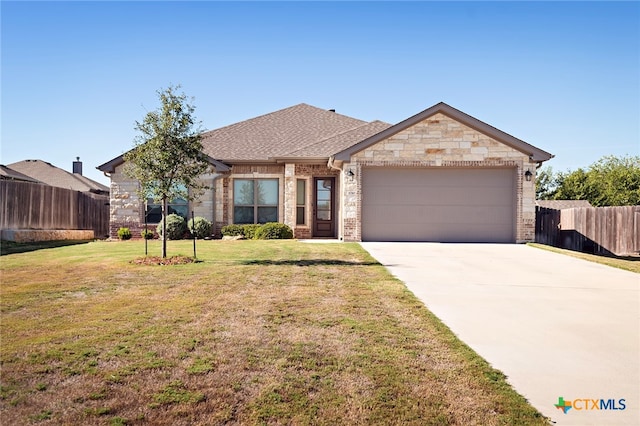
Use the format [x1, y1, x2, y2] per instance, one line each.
[360, 243, 639, 426]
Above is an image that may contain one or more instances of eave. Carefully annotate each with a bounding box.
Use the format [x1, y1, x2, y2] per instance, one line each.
[97, 154, 230, 174]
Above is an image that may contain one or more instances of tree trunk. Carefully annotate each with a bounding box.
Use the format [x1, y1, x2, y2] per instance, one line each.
[162, 196, 168, 258]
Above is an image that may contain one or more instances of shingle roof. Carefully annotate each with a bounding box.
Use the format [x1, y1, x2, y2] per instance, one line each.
[536, 199, 593, 209]
[0, 165, 42, 183]
[199, 103, 370, 161]
[281, 120, 392, 159]
[8, 160, 109, 193]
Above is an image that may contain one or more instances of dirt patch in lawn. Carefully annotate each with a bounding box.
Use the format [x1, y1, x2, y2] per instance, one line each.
[130, 255, 196, 266]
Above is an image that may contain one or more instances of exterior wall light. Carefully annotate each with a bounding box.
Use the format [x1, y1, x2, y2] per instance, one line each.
[346, 169, 355, 178]
[524, 169, 533, 182]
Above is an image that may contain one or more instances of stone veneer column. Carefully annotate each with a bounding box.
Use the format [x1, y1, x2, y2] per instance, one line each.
[521, 165, 537, 241]
[283, 164, 296, 231]
[342, 163, 360, 241]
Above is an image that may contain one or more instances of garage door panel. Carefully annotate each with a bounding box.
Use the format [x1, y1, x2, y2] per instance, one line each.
[369, 188, 511, 206]
[362, 222, 513, 243]
[364, 204, 511, 224]
[361, 168, 515, 242]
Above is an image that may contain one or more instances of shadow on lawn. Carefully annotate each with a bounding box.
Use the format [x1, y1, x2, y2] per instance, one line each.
[0, 239, 92, 256]
[241, 259, 381, 267]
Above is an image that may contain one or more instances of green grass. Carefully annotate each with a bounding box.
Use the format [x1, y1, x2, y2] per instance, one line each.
[528, 243, 640, 273]
[1, 240, 548, 425]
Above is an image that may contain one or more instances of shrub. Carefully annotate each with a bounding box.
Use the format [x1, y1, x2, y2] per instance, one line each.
[117, 227, 132, 240]
[156, 214, 187, 240]
[221, 224, 244, 237]
[188, 217, 213, 239]
[242, 224, 262, 240]
[141, 229, 154, 240]
[255, 222, 293, 240]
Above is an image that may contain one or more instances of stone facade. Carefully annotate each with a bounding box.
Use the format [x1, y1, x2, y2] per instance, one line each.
[108, 165, 224, 239]
[343, 113, 538, 242]
[106, 163, 323, 239]
[108, 164, 145, 238]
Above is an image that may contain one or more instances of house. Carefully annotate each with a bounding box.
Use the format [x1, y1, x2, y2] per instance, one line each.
[8, 158, 109, 195]
[98, 102, 553, 242]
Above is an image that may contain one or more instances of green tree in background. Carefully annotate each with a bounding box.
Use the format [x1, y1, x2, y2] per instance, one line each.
[537, 155, 640, 206]
[535, 166, 556, 200]
[124, 85, 211, 258]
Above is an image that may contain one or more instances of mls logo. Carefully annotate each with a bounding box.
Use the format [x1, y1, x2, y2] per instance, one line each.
[554, 397, 572, 414]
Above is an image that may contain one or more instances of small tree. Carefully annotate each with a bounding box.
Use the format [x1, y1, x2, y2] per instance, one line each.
[124, 85, 211, 258]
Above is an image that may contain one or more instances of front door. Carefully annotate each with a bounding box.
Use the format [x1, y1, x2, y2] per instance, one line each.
[313, 177, 335, 237]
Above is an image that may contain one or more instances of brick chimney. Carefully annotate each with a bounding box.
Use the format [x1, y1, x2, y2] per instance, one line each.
[72, 157, 82, 175]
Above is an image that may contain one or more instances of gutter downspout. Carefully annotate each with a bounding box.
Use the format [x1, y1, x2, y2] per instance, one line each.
[327, 156, 344, 241]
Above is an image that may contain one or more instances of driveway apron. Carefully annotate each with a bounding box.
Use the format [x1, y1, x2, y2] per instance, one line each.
[360, 242, 639, 426]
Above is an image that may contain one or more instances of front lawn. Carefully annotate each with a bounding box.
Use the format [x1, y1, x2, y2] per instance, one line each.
[0, 240, 547, 425]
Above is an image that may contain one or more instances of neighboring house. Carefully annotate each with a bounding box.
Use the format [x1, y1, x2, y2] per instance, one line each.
[98, 102, 553, 242]
[0, 165, 42, 183]
[8, 158, 109, 195]
[2, 158, 110, 241]
[535, 200, 593, 209]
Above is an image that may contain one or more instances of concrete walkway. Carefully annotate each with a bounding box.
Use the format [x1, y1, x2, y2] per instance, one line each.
[360, 243, 639, 426]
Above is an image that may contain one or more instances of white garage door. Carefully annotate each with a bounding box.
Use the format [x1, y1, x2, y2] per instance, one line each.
[361, 168, 516, 242]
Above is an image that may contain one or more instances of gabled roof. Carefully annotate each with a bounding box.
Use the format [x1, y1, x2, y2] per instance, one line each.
[0, 165, 42, 183]
[98, 104, 368, 171]
[8, 160, 109, 194]
[199, 103, 369, 162]
[334, 102, 554, 162]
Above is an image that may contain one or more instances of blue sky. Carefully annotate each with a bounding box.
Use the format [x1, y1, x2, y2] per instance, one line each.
[2, 1, 638, 186]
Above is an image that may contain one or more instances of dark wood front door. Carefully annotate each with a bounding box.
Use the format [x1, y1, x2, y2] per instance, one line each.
[313, 177, 335, 237]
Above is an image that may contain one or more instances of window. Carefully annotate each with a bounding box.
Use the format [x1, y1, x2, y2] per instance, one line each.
[233, 179, 278, 224]
[296, 179, 306, 225]
[145, 196, 189, 223]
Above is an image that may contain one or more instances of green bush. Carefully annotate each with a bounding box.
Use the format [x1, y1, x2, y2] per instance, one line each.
[156, 214, 187, 240]
[255, 222, 293, 240]
[188, 217, 213, 239]
[242, 224, 262, 240]
[141, 229, 154, 240]
[117, 227, 132, 240]
[221, 224, 244, 237]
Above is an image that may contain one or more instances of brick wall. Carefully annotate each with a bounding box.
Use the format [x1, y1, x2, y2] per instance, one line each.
[292, 164, 340, 238]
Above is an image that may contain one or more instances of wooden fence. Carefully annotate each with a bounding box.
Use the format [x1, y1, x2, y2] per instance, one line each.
[536, 206, 640, 257]
[0, 180, 109, 238]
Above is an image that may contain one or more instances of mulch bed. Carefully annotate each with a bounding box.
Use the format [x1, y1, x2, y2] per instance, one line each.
[130, 256, 196, 266]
